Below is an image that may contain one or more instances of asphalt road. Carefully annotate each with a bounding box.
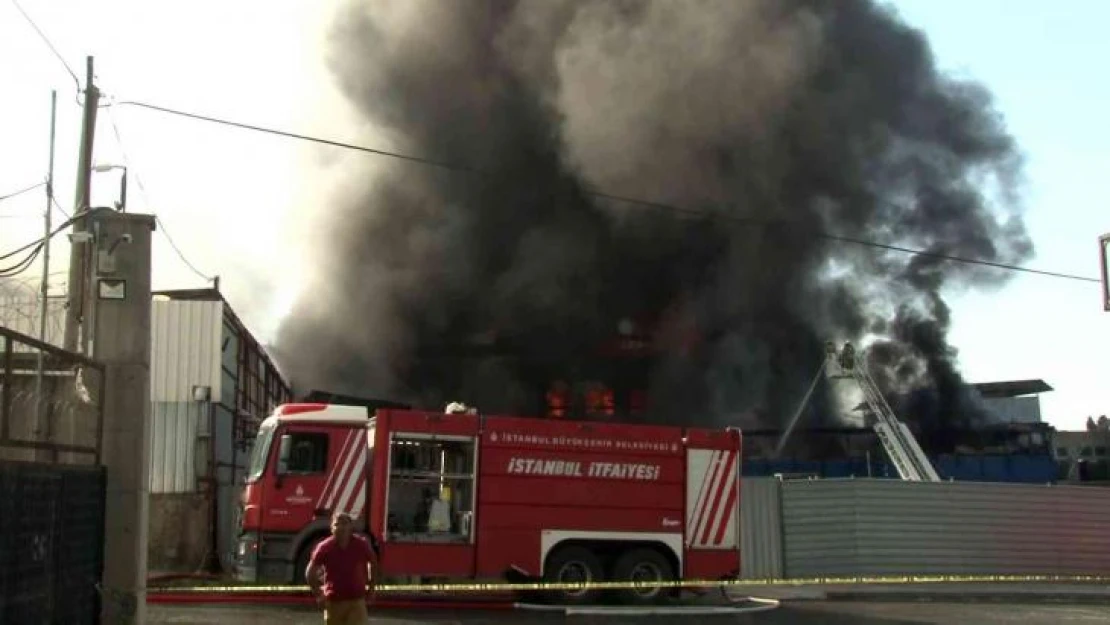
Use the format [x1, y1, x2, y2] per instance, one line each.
[147, 601, 1110, 625]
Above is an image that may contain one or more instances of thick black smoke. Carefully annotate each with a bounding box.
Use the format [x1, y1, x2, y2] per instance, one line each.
[275, 0, 1032, 437]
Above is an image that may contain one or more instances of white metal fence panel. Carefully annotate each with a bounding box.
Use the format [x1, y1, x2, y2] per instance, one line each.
[739, 477, 784, 578]
[781, 479, 1110, 577]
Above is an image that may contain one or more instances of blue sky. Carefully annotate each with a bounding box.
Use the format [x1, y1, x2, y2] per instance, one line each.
[885, 0, 1109, 430]
[0, 1, 1105, 430]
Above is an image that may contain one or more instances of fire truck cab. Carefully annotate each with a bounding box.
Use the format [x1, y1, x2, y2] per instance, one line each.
[236, 401, 743, 604]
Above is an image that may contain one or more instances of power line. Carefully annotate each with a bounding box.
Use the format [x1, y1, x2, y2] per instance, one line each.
[1, 229, 48, 262]
[0, 244, 42, 278]
[155, 215, 214, 283]
[0, 191, 67, 219]
[111, 99, 1102, 285]
[116, 100, 483, 175]
[104, 104, 214, 283]
[106, 105, 154, 204]
[0, 181, 46, 202]
[0, 207, 112, 271]
[51, 197, 70, 219]
[9, 0, 81, 93]
[799, 234, 1100, 284]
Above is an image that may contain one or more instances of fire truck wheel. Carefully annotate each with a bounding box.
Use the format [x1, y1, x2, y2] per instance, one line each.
[543, 545, 604, 605]
[610, 547, 675, 605]
[293, 535, 327, 584]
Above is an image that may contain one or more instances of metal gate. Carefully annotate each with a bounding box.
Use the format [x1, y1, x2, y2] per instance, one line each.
[0, 461, 106, 624]
[0, 326, 107, 624]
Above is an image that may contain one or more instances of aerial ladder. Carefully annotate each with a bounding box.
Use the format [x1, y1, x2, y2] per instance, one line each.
[775, 341, 941, 482]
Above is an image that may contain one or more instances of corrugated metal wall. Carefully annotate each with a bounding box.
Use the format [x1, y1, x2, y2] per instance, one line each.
[151, 300, 223, 402]
[149, 299, 222, 493]
[779, 479, 1110, 577]
[739, 478, 783, 578]
[149, 402, 203, 493]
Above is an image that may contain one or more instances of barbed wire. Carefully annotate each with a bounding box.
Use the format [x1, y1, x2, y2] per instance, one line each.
[0, 290, 67, 345]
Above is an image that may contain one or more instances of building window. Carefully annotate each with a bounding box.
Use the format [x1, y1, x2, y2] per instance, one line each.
[1096, 447, 1108, 458]
[1056, 447, 1070, 458]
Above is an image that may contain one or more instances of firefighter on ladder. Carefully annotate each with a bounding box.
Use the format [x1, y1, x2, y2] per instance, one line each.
[839, 342, 855, 372]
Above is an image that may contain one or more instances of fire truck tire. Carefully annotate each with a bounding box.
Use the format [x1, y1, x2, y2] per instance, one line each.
[543, 545, 605, 605]
[609, 547, 675, 605]
[293, 535, 327, 584]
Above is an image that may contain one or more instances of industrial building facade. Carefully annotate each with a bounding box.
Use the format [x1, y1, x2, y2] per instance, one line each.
[147, 289, 291, 572]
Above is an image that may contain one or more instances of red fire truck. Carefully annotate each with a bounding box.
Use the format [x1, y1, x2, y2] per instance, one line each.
[235, 401, 742, 604]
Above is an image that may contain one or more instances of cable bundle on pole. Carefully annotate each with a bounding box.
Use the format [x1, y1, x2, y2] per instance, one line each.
[0, 207, 114, 278]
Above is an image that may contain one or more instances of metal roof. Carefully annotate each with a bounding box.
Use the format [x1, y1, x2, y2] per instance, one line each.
[152, 286, 292, 395]
[971, 379, 1053, 398]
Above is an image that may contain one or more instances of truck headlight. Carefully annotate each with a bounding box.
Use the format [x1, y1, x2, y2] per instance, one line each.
[238, 535, 259, 558]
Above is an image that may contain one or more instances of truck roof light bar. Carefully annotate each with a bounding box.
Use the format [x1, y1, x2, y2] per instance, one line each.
[276, 403, 328, 416]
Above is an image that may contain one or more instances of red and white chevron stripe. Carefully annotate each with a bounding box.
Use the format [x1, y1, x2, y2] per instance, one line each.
[685, 449, 739, 549]
[315, 430, 369, 517]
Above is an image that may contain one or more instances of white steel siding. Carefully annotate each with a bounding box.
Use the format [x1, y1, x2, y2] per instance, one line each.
[148, 299, 222, 493]
[149, 401, 203, 493]
[151, 299, 223, 402]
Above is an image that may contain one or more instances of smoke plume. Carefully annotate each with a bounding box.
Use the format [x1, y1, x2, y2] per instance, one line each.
[275, 0, 1032, 438]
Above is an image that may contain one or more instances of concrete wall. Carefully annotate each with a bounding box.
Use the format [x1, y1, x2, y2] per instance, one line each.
[1054, 430, 1110, 461]
[0, 369, 101, 465]
[147, 493, 211, 573]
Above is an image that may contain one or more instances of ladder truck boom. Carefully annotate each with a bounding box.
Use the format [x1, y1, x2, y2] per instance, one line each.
[775, 341, 941, 482]
[825, 342, 941, 482]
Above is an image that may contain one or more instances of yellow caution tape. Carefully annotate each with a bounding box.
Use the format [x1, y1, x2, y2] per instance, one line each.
[149, 573, 1110, 594]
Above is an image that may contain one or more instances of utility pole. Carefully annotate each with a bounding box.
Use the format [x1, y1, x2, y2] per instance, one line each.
[1100, 233, 1109, 312]
[64, 56, 100, 353]
[92, 211, 156, 625]
[33, 89, 58, 462]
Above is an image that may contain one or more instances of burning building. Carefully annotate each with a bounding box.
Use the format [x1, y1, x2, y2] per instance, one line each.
[274, 0, 1033, 435]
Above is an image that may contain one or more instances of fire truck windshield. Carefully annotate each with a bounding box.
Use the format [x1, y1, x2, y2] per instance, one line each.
[246, 420, 277, 482]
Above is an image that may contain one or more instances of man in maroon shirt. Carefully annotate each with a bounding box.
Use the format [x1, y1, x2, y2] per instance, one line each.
[306, 512, 382, 624]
